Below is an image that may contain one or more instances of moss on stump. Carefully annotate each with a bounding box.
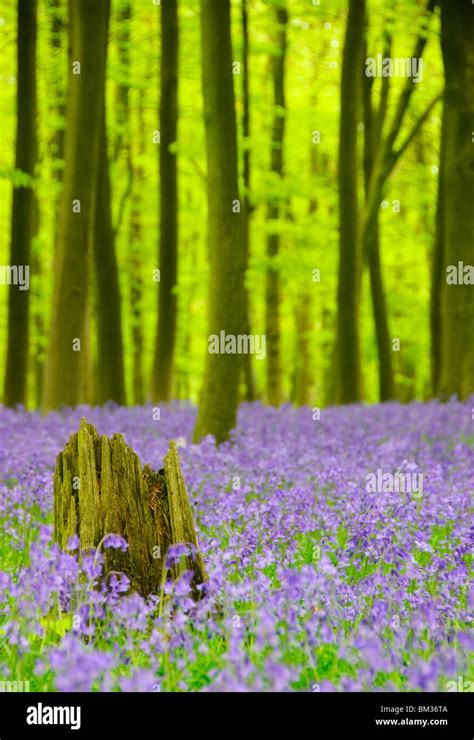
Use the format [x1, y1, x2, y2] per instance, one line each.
[54, 418, 207, 599]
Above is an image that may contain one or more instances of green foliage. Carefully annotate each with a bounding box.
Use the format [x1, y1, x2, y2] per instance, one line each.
[0, 0, 445, 407]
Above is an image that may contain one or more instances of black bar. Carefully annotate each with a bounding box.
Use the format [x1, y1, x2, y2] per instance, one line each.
[0, 691, 471, 738]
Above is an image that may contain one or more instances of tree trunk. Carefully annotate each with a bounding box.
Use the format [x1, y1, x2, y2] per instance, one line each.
[335, 0, 365, 404]
[293, 294, 312, 406]
[241, 0, 258, 403]
[49, 0, 66, 187]
[362, 39, 394, 402]
[152, 0, 179, 402]
[368, 238, 394, 400]
[54, 419, 207, 599]
[265, 5, 288, 407]
[193, 0, 246, 444]
[114, 0, 131, 161]
[438, 0, 474, 399]
[94, 113, 126, 405]
[127, 86, 147, 406]
[43, 0, 110, 410]
[4, 0, 37, 407]
[430, 102, 446, 396]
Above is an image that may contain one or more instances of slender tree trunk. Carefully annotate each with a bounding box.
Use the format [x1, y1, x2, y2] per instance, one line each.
[368, 240, 394, 400]
[430, 103, 447, 396]
[114, 0, 131, 161]
[265, 5, 288, 406]
[31, 0, 66, 410]
[336, 0, 365, 404]
[129, 238, 145, 406]
[241, 0, 257, 402]
[438, 0, 474, 400]
[362, 38, 394, 402]
[114, 0, 143, 405]
[294, 294, 311, 406]
[50, 0, 66, 184]
[193, 0, 246, 444]
[324, 310, 338, 406]
[4, 0, 37, 407]
[44, 0, 110, 410]
[152, 0, 179, 402]
[129, 90, 147, 406]
[94, 113, 126, 405]
[293, 143, 317, 407]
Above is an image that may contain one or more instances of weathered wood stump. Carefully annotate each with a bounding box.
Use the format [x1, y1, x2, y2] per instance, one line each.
[54, 418, 207, 599]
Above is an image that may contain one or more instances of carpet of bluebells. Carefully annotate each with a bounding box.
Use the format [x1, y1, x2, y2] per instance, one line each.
[0, 400, 472, 692]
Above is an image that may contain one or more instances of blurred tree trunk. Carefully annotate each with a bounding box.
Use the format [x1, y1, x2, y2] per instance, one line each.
[152, 0, 179, 402]
[294, 294, 311, 406]
[114, 1, 145, 406]
[44, 0, 110, 410]
[4, 0, 37, 407]
[336, 0, 365, 404]
[129, 89, 147, 406]
[94, 112, 126, 405]
[430, 103, 446, 396]
[114, 0, 131, 161]
[49, 0, 66, 187]
[129, 225, 145, 406]
[32, 0, 64, 409]
[293, 145, 317, 407]
[241, 0, 258, 402]
[337, 0, 437, 405]
[438, 0, 474, 400]
[362, 36, 394, 402]
[193, 0, 246, 444]
[324, 312, 338, 406]
[265, 5, 287, 407]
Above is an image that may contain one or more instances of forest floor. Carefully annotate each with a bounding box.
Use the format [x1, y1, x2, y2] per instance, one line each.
[0, 400, 472, 691]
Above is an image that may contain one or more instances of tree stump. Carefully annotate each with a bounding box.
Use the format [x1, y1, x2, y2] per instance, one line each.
[54, 418, 207, 599]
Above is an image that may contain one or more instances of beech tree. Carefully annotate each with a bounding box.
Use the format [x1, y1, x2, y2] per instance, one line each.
[94, 109, 126, 405]
[265, 4, 288, 406]
[152, 0, 179, 402]
[437, 0, 474, 399]
[336, 0, 366, 404]
[4, 0, 37, 407]
[43, 0, 110, 410]
[193, 0, 246, 443]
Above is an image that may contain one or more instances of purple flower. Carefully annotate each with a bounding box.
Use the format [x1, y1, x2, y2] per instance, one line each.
[103, 534, 128, 551]
[67, 534, 80, 551]
[165, 542, 196, 568]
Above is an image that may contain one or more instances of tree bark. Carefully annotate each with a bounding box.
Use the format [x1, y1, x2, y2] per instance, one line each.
[430, 103, 446, 396]
[336, 0, 365, 404]
[114, 0, 131, 161]
[362, 37, 394, 402]
[241, 0, 258, 402]
[49, 0, 66, 185]
[293, 294, 312, 406]
[94, 112, 127, 405]
[152, 0, 179, 402]
[54, 419, 207, 599]
[193, 0, 246, 444]
[4, 0, 37, 407]
[265, 5, 288, 407]
[44, 0, 110, 410]
[438, 0, 474, 399]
